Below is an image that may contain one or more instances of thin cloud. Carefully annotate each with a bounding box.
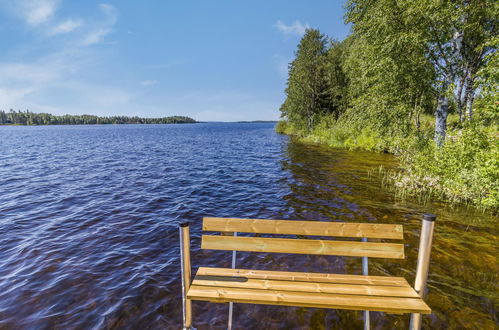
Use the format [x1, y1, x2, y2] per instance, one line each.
[98, 3, 116, 17]
[81, 28, 111, 46]
[47, 19, 83, 35]
[274, 20, 309, 36]
[18, 0, 60, 26]
[0, 49, 81, 109]
[0, 50, 133, 115]
[80, 3, 117, 46]
[4, 0, 84, 37]
[0, 2, 127, 115]
[141, 80, 158, 86]
[0, 87, 35, 107]
[98, 3, 117, 25]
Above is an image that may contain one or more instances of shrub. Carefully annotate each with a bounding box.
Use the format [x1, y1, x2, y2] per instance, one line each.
[395, 122, 498, 210]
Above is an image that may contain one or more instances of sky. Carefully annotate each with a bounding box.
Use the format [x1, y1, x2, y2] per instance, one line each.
[0, 1, 350, 121]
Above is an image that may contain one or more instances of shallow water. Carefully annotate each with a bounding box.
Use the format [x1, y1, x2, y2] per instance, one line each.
[0, 123, 497, 329]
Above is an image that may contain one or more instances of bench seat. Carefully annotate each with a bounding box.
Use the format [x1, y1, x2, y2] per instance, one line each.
[187, 267, 431, 314]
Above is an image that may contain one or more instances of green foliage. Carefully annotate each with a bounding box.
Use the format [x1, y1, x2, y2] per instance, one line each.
[344, 0, 435, 137]
[394, 123, 498, 210]
[323, 39, 350, 119]
[280, 29, 330, 133]
[275, 120, 288, 134]
[0, 109, 196, 125]
[474, 35, 499, 125]
[277, 0, 497, 210]
[280, 113, 386, 152]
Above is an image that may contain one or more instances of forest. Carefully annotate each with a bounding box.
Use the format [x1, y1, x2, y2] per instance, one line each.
[0, 110, 196, 125]
[277, 0, 498, 210]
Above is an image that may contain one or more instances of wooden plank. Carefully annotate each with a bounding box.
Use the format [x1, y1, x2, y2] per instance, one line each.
[187, 285, 431, 314]
[192, 275, 419, 298]
[196, 267, 410, 287]
[203, 217, 403, 239]
[201, 235, 405, 259]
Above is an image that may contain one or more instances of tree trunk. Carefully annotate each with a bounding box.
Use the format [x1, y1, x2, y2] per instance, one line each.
[434, 29, 462, 146]
[456, 69, 467, 122]
[435, 92, 449, 146]
[464, 71, 476, 120]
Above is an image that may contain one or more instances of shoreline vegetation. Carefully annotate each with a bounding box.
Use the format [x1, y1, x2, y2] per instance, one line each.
[0, 110, 196, 125]
[237, 120, 278, 123]
[277, 1, 498, 212]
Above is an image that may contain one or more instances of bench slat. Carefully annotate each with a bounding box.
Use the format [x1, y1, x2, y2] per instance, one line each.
[196, 267, 410, 287]
[201, 235, 405, 259]
[193, 275, 419, 298]
[203, 217, 403, 239]
[187, 285, 431, 314]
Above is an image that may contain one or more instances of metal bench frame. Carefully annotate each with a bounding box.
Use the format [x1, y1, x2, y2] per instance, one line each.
[179, 214, 436, 330]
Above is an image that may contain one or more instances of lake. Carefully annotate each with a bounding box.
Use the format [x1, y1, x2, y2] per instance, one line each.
[0, 123, 497, 329]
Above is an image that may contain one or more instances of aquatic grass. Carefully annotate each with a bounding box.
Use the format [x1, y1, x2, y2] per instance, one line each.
[277, 114, 499, 212]
[396, 123, 499, 212]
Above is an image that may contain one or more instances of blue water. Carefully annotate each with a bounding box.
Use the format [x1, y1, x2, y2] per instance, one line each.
[0, 123, 496, 329]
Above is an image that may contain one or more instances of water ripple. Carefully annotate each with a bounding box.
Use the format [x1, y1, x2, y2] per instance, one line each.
[0, 123, 496, 329]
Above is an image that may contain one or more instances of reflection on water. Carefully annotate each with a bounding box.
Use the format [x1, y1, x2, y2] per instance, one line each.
[0, 123, 497, 329]
[275, 142, 498, 329]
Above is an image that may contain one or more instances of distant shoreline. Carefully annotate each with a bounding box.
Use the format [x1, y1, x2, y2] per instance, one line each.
[0, 122, 198, 126]
[0, 110, 279, 126]
[0, 121, 279, 126]
[0, 110, 196, 125]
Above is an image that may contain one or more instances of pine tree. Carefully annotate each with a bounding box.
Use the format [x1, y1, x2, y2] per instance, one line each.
[280, 29, 329, 133]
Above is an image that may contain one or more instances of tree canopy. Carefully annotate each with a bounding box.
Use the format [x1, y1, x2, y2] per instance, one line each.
[278, 0, 498, 210]
[280, 29, 329, 132]
[280, 0, 497, 142]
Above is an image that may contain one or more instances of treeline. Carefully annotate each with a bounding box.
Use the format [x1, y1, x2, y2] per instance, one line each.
[0, 110, 196, 125]
[278, 0, 497, 210]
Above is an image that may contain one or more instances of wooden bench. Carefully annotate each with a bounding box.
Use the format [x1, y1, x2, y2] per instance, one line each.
[179, 215, 436, 330]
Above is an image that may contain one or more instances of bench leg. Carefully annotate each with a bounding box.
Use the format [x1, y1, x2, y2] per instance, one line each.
[227, 232, 237, 330]
[362, 237, 370, 330]
[410, 214, 436, 330]
[180, 222, 193, 330]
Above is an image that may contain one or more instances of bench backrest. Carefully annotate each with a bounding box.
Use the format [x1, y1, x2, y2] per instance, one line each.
[201, 217, 405, 259]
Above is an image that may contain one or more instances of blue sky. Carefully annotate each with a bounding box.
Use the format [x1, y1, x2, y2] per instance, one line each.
[0, 1, 350, 121]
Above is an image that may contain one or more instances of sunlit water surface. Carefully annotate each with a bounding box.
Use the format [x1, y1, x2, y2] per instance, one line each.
[0, 123, 497, 329]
